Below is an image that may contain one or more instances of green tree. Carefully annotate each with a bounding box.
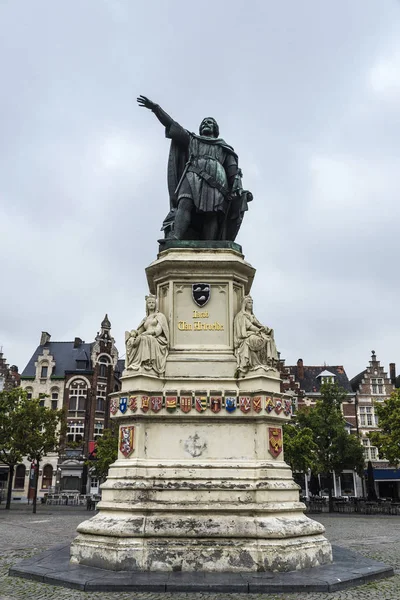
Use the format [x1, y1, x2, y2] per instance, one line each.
[369, 390, 400, 466]
[20, 398, 66, 514]
[283, 423, 318, 473]
[293, 382, 365, 511]
[0, 388, 28, 509]
[86, 427, 118, 483]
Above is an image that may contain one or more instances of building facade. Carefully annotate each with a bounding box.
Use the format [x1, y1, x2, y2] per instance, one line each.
[0, 351, 20, 499]
[350, 351, 399, 500]
[14, 316, 123, 502]
[281, 358, 360, 498]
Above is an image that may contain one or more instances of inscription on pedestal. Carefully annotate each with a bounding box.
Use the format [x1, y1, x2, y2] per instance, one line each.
[173, 282, 229, 347]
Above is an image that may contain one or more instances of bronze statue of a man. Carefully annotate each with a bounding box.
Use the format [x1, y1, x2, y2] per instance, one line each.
[137, 95, 252, 241]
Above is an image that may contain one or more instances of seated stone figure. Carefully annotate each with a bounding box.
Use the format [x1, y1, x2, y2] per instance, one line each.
[125, 295, 169, 376]
[233, 295, 278, 377]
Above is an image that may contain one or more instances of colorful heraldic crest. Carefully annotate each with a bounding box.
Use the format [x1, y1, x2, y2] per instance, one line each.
[180, 396, 192, 413]
[120, 425, 135, 458]
[141, 395, 150, 413]
[119, 397, 128, 414]
[195, 396, 207, 412]
[110, 398, 118, 415]
[268, 427, 283, 458]
[253, 396, 262, 413]
[283, 398, 292, 416]
[128, 396, 138, 412]
[166, 396, 177, 411]
[225, 396, 236, 413]
[210, 396, 222, 413]
[239, 396, 251, 413]
[275, 398, 283, 414]
[265, 397, 274, 413]
[151, 396, 163, 413]
[192, 283, 210, 307]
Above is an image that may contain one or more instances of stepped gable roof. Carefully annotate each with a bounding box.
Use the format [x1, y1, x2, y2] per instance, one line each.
[21, 341, 93, 378]
[350, 370, 367, 392]
[287, 364, 353, 394]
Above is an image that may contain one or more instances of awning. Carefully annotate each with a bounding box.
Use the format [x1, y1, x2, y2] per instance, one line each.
[373, 468, 400, 481]
[61, 470, 82, 477]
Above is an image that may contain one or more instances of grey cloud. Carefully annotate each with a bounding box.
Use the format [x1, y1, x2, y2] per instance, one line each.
[1, 0, 400, 377]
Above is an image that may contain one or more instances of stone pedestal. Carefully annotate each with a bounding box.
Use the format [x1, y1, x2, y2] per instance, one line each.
[70, 244, 332, 572]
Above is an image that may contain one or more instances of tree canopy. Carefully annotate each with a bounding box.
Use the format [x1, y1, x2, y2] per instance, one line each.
[86, 427, 118, 483]
[283, 382, 365, 510]
[0, 388, 66, 512]
[369, 390, 400, 466]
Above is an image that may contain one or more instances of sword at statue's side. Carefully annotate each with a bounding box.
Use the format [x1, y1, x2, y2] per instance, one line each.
[174, 154, 194, 196]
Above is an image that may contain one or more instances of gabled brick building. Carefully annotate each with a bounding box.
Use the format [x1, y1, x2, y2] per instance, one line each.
[281, 358, 359, 498]
[351, 351, 399, 500]
[15, 316, 124, 501]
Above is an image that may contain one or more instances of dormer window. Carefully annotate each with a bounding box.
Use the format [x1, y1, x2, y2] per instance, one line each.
[76, 360, 87, 370]
[317, 370, 336, 386]
[41, 365, 48, 378]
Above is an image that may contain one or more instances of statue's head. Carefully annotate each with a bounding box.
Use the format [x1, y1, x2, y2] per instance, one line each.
[145, 294, 157, 314]
[242, 295, 253, 312]
[199, 117, 219, 138]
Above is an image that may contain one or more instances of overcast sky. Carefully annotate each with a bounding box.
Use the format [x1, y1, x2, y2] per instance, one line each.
[1, 0, 400, 379]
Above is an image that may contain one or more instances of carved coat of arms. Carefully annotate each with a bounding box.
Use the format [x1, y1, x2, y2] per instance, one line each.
[151, 396, 163, 412]
[166, 396, 177, 411]
[110, 398, 118, 415]
[265, 397, 274, 413]
[120, 425, 135, 458]
[239, 396, 251, 413]
[283, 398, 292, 416]
[225, 397, 236, 413]
[141, 395, 150, 413]
[180, 396, 192, 413]
[192, 283, 210, 307]
[195, 396, 207, 412]
[128, 396, 138, 412]
[275, 399, 283, 414]
[210, 396, 222, 413]
[253, 396, 262, 413]
[268, 427, 283, 458]
[119, 397, 128, 414]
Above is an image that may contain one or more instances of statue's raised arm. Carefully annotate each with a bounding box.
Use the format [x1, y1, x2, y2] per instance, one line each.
[137, 94, 253, 242]
[137, 95, 175, 129]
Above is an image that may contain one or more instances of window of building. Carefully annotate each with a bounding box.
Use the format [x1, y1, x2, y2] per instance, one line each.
[76, 360, 87, 370]
[41, 464, 53, 489]
[94, 421, 104, 440]
[68, 379, 88, 414]
[67, 421, 85, 444]
[26, 388, 33, 400]
[51, 400, 58, 410]
[96, 397, 105, 412]
[98, 356, 110, 379]
[371, 378, 384, 395]
[359, 406, 378, 427]
[40, 365, 48, 378]
[362, 438, 378, 461]
[96, 384, 106, 412]
[14, 464, 26, 489]
[39, 399, 45, 407]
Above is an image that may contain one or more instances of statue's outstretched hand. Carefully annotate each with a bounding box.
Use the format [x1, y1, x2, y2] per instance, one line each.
[137, 95, 156, 110]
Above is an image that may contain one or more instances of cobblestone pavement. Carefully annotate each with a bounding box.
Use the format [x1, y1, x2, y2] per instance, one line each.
[0, 505, 399, 599]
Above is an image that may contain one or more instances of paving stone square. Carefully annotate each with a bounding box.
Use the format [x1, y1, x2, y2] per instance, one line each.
[1, 505, 399, 599]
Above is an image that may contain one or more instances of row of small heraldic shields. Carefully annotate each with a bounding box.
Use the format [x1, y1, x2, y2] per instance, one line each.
[110, 394, 293, 416]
